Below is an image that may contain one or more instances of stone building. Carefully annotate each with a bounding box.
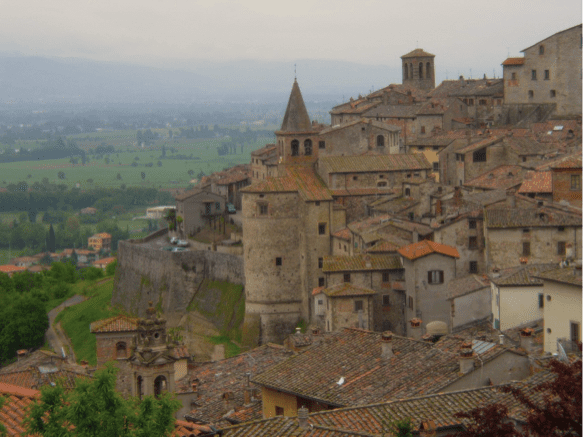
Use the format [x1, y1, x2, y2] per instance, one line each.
[401, 48, 436, 91]
[550, 153, 582, 208]
[447, 274, 491, 332]
[174, 189, 226, 238]
[318, 119, 401, 156]
[415, 98, 469, 137]
[502, 24, 582, 121]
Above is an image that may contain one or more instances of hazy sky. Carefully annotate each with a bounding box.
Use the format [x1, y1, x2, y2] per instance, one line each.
[2, 0, 581, 80]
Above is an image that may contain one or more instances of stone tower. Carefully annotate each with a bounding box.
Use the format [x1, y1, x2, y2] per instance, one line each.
[128, 302, 177, 399]
[275, 79, 320, 162]
[401, 49, 436, 91]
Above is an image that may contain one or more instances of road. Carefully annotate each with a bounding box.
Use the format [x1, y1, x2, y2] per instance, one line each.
[46, 294, 88, 364]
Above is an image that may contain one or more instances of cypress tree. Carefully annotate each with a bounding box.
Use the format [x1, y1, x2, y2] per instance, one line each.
[48, 224, 56, 253]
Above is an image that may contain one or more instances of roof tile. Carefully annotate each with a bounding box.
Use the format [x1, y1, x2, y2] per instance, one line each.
[398, 240, 460, 260]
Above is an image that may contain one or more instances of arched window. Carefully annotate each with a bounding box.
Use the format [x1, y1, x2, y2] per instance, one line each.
[405, 188, 411, 197]
[376, 135, 385, 147]
[304, 139, 312, 156]
[154, 375, 167, 398]
[291, 140, 299, 156]
[426, 62, 431, 79]
[419, 63, 423, 79]
[137, 375, 143, 400]
[404, 63, 409, 80]
[115, 342, 127, 359]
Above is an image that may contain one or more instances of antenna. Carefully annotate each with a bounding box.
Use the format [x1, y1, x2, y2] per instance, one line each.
[294, 63, 297, 80]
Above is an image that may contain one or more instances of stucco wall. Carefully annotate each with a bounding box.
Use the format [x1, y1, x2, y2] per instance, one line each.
[542, 278, 582, 353]
[491, 283, 544, 331]
[450, 287, 491, 331]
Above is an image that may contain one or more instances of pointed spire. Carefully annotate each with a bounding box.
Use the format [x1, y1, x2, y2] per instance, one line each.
[280, 79, 312, 132]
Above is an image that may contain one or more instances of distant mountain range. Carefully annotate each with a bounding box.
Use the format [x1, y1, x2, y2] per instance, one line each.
[0, 54, 402, 105]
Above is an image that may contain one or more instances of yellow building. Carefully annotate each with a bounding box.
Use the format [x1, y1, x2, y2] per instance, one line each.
[88, 232, 112, 252]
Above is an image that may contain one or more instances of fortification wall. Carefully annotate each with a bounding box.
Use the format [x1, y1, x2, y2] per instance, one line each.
[113, 240, 245, 317]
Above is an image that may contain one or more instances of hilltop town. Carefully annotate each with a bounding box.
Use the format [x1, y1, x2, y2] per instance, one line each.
[0, 24, 581, 436]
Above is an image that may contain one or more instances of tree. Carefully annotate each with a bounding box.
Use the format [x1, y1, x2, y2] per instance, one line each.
[455, 359, 582, 437]
[117, 173, 122, 180]
[24, 363, 181, 437]
[58, 171, 65, 180]
[48, 224, 56, 254]
[141, 172, 146, 180]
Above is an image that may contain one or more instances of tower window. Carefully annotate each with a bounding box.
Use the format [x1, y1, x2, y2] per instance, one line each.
[469, 261, 478, 273]
[318, 257, 323, 268]
[304, 139, 312, 156]
[426, 62, 431, 79]
[473, 149, 486, 162]
[544, 70, 550, 80]
[523, 242, 531, 256]
[531, 70, 537, 80]
[511, 72, 517, 80]
[419, 62, 423, 79]
[291, 139, 299, 156]
[558, 241, 566, 256]
[318, 223, 326, 235]
[571, 175, 581, 190]
[258, 204, 268, 216]
[404, 63, 409, 80]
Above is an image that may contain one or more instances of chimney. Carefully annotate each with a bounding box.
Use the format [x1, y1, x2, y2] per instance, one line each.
[298, 405, 309, 429]
[381, 331, 394, 359]
[295, 327, 301, 335]
[506, 189, 516, 208]
[243, 372, 252, 405]
[410, 318, 422, 340]
[310, 325, 321, 336]
[520, 328, 535, 354]
[459, 75, 465, 86]
[222, 391, 235, 411]
[459, 341, 475, 374]
[364, 255, 372, 268]
[16, 349, 28, 361]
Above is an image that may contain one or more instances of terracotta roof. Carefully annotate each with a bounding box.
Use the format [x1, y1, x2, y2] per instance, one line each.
[362, 103, 421, 118]
[485, 208, 582, 228]
[0, 367, 89, 391]
[320, 154, 431, 173]
[171, 420, 214, 436]
[252, 328, 511, 408]
[398, 240, 460, 260]
[502, 57, 525, 66]
[0, 383, 39, 437]
[518, 171, 552, 194]
[401, 48, 435, 58]
[331, 187, 397, 197]
[321, 283, 377, 298]
[90, 315, 138, 333]
[251, 145, 277, 157]
[447, 274, 490, 299]
[312, 286, 326, 296]
[330, 101, 380, 115]
[365, 240, 400, 253]
[173, 345, 190, 359]
[464, 165, 526, 191]
[491, 264, 557, 287]
[91, 232, 112, 239]
[320, 119, 400, 134]
[280, 79, 314, 133]
[240, 175, 298, 194]
[457, 135, 504, 154]
[533, 266, 583, 286]
[550, 154, 582, 170]
[429, 79, 503, 99]
[322, 254, 402, 272]
[215, 172, 250, 186]
[0, 265, 26, 274]
[332, 228, 351, 241]
[417, 98, 460, 115]
[62, 249, 97, 256]
[286, 166, 334, 201]
[93, 256, 117, 266]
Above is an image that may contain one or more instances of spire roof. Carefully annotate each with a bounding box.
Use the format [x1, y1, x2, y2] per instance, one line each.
[280, 79, 312, 132]
[401, 48, 435, 59]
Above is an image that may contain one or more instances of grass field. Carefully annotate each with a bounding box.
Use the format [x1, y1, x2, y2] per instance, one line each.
[1, 136, 272, 190]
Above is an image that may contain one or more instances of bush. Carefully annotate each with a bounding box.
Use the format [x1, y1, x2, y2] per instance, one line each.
[50, 282, 70, 299]
[81, 267, 104, 281]
[105, 260, 117, 277]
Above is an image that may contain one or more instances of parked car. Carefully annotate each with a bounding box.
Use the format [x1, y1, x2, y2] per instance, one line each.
[170, 237, 178, 244]
[171, 247, 188, 252]
[226, 203, 236, 214]
[176, 239, 189, 247]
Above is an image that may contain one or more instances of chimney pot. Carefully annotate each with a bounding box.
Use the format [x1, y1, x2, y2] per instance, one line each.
[298, 405, 309, 429]
[410, 318, 423, 340]
[295, 327, 301, 335]
[381, 331, 394, 359]
[520, 328, 535, 354]
[459, 341, 475, 374]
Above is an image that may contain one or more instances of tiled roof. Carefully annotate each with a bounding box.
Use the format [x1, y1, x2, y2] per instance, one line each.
[362, 103, 421, 118]
[93, 256, 117, 266]
[171, 420, 214, 437]
[457, 135, 504, 154]
[176, 344, 295, 425]
[320, 154, 431, 173]
[90, 315, 138, 333]
[447, 274, 490, 299]
[312, 286, 325, 296]
[329, 101, 380, 115]
[0, 265, 26, 274]
[518, 171, 552, 194]
[429, 79, 503, 98]
[332, 228, 351, 241]
[173, 345, 191, 359]
[401, 48, 435, 58]
[405, 136, 458, 147]
[417, 98, 460, 115]
[491, 264, 557, 287]
[286, 166, 334, 202]
[251, 145, 277, 158]
[550, 154, 582, 169]
[322, 254, 402, 272]
[321, 283, 377, 297]
[0, 367, 89, 391]
[222, 402, 264, 425]
[280, 79, 313, 133]
[62, 249, 98, 256]
[502, 57, 525, 65]
[398, 240, 460, 260]
[240, 175, 298, 194]
[91, 232, 112, 239]
[504, 137, 551, 156]
[331, 187, 396, 197]
[320, 119, 400, 134]
[485, 208, 582, 228]
[365, 240, 400, 253]
[464, 165, 526, 191]
[252, 328, 510, 408]
[0, 383, 39, 437]
[215, 172, 250, 185]
[533, 266, 583, 286]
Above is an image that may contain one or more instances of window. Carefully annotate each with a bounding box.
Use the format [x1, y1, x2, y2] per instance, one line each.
[319, 140, 326, 150]
[418, 62, 423, 79]
[318, 257, 323, 269]
[426, 62, 431, 79]
[318, 277, 325, 287]
[468, 98, 474, 106]
[473, 149, 486, 162]
[558, 226, 565, 232]
[469, 261, 478, 273]
[432, 162, 439, 172]
[275, 406, 284, 416]
[523, 228, 530, 233]
[550, 90, 556, 98]
[344, 273, 351, 283]
[382, 272, 390, 282]
[479, 99, 487, 106]
[404, 63, 409, 79]
[318, 223, 326, 235]
[469, 220, 477, 229]
[571, 322, 580, 343]
[405, 188, 411, 197]
[315, 201, 320, 206]
[528, 90, 534, 99]
[571, 174, 581, 190]
[382, 294, 391, 306]
[205, 203, 212, 215]
[418, 146, 425, 151]
[558, 241, 566, 256]
[531, 70, 537, 80]
[215, 202, 220, 211]
[377, 135, 385, 147]
[354, 300, 363, 312]
[353, 176, 358, 181]
[259, 204, 268, 216]
[469, 236, 478, 249]
[539, 45, 544, 55]
[421, 126, 426, 134]
[291, 139, 299, 156]
[408, 296, 414, 309]
[522, 242, 531, 256]
[538, 293, 544, 309]
[544, 70, 550, 80]
[116, 342, 127, 359]
[433, 146, 439, 151]
[275, 257, 282, 266]
[304, 139, 312, 156]
[317, 299, 323, 305]
[377, 181, 387, 187]
[428, 270, 444, 284]
[511, 72, 517, 80]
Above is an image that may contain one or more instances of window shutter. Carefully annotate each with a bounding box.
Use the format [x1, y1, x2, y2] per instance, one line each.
[439, 271, 444, 284]
[428, 271, 432, 283]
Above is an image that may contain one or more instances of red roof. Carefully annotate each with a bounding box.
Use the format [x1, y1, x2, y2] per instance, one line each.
[518, 171, 552, 194]
[0, 383, 39, 436]
[90, 315, 138, 333]
[502, 57, 525, 66]
[93, 257, 117, 266]
[0, 265, 26, 274]
[398, 240, 460, 260]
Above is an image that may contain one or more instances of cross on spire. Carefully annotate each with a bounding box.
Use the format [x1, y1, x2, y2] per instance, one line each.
[294, 63, 297, 80]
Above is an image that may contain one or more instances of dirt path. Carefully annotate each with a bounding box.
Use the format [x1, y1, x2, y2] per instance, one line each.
[46, 294, 88, 364]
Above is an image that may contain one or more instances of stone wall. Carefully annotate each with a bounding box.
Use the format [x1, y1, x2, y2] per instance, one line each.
[113, 240, 245, 318]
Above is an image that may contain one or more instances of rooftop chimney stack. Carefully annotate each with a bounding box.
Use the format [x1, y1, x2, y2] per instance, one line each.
[520, 328, 535, 354]
[298, 405, 309, 429]
[295, 327, 301, 335]
[410, 318, 422, 340]
[459, 341, 475, 374]
[243, 372, 252, 405]
[381, 331, 394, 359]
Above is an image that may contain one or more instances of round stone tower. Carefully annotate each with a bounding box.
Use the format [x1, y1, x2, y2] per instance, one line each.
[401, 48, 436, 91]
